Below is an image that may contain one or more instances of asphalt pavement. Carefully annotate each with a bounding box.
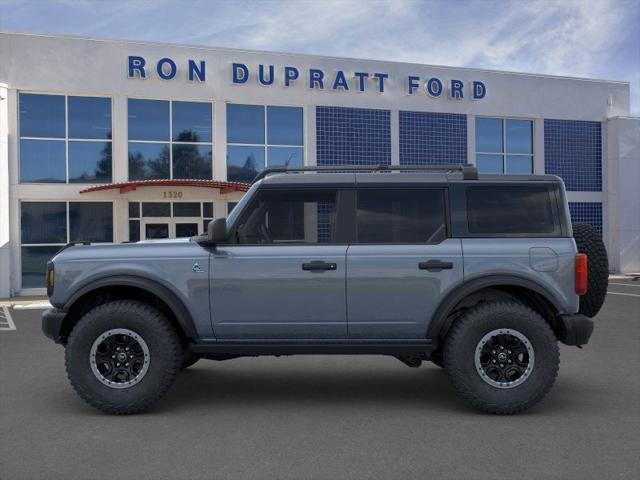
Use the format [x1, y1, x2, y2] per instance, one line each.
[1, 280, 639, 480]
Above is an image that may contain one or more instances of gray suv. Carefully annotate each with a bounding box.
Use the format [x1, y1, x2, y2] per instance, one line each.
[42, 164, 608, 414]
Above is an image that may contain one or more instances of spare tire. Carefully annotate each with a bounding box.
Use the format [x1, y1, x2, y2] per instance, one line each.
[572, 223, 609, 317]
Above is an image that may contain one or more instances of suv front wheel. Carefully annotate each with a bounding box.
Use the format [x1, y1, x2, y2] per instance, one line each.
[65, 300, 182, 414]
[444, 301, 559, 414]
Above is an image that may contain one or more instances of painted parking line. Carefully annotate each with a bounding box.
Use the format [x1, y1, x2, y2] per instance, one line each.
[609, 282, 640, 288]
[607, 292, 640, 298]
[13, 302, 52, 310]
[0, 306, 16, 331]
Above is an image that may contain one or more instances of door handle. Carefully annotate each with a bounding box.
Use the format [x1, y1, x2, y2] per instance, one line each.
[419, 260, 454, 271]
[302, 261, 337, 272]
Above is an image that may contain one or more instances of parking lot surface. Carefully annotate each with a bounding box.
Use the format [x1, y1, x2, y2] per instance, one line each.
[1, 280, 639, 480]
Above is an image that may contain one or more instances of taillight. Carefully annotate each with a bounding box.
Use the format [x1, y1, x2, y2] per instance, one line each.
[575, 253, 588, 296]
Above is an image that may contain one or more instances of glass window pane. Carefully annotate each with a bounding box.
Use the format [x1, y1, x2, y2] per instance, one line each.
[69, 202, 113, 242]
[506, 120, 532, 154]
[128, 99, 169, 141]
[176, 222, 199, 238]
[267, 146, 304, 168]
[476, 154, 504, 174]
[20, 139, 66, 183]
[142, 202, 171, 217]
[145, 223, 169, 239]
[128, 142, 170, 180]
[357, 189, 446, 243]
[21, 202, 67, 244]
[506, 155, 533, 174]
[467, 186, 555, 234]
[475, 118, 503, 153]
[172, 144, 212, 180]
[68, 141, 112, 183]
[236, 190, 337, 244]
[172, 101, 212, 143]
[68, 96, 112, 139]
[203, 202, 213, 218]
[203, 220, 210, 233]
[129, 202, 140, 218]
[19, 93, 65, 138]
[21, 246, 61, 288]
[173, 203, 201, 217]
[227, 202, 237, 215]
[227, 145, 265, 183]
[227, 104, 264, 144]
[267, 106, 303, 145]
[129, 220, 140, 242]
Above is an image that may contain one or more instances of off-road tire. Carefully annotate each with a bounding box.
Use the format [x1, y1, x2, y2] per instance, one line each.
[572, 223, 609, 318]
[65, 300, 181, 414]
[444, 301, 559, 414]
[181, 350, 201, 369]
[430, 350, 444, 368]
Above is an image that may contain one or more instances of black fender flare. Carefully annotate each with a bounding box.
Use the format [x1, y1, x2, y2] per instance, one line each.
[426, 274, 563, 340]
[63, 275, 198, 339]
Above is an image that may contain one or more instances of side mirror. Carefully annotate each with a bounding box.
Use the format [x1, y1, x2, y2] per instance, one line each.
[207, 217, 227, 244]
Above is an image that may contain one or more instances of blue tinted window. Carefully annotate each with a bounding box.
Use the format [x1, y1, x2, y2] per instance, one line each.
[69, 202, 113, 242]
[129, 202, 140, 218]
[22, 246, 62, 288]
[173, 102, 212, 143]
[19, 93, 65, 138]
[267, 106, 303, 145]
[172, 144, 212, 179]
[203, 202, 213, 218]
[267, 146, 303, 167]
[129, 220, 140, 242]
[227, 104, 264, 144]
[128, 99, 169, 141]
[227, 145, 265, 183]
[227, 202, 238, 215]
[142, 203, 171, 217]
[68, 96, 112, 139]
[476, 118, 503, 153]
[476, 154, 503, 173]
[21, 202, 67, 244]
[128, 142, 170, 180]
[506, 155, 532, 174]
[506, 120, 532, 154]
[20, 140, 66, 183]
[68, 141, 112, 183]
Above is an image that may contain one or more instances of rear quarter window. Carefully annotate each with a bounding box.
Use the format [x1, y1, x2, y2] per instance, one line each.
[466, 186, 556, 234]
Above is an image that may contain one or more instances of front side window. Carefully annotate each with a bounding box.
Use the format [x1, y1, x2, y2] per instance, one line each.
[128, 99, 213, 180]
[476, 118, 533, 174]
[356, 189, 447, 243]
[19, 93, 112, 183]
[227, 104, 304, 183]
[234, 190, 336, 244]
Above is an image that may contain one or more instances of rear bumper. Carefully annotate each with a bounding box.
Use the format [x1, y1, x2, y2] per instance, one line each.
[557, 314, 594, 346]
[41, 308, 68, 344]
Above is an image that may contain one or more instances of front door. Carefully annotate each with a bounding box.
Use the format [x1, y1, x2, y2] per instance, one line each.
[210, 188, 348, 339]
[346, 188, 464, 339]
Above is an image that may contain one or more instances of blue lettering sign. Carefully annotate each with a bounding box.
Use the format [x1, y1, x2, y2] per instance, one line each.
[425, 77, 443, 97]
[128, 56, 146, 79]
[473, 81, 486, 99]
[449, 79, 464, 99]
[373, 73, 388, 93]
[284, 66, 299, 87]
[188, 60, 205, 82]
[353, 72, 368, 92]
[407, 75, 420, 95]
[232, 63, 249, 84]
[309, 69, 325, 89]
[258, 64, 275, 86]
[332, 71, 349, 91]
[156, 58, 177, 80]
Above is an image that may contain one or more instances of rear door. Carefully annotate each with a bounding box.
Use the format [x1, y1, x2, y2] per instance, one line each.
[346, 187, 463, 339]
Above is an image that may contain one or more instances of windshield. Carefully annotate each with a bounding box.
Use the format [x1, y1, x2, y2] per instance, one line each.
[226, 182, 260, 229]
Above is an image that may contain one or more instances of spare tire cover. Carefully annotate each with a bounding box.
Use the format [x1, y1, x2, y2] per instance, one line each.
[572, 223, 609, 317]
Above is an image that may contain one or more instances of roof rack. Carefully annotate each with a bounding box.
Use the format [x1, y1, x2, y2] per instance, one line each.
[252, 164, 478, 183]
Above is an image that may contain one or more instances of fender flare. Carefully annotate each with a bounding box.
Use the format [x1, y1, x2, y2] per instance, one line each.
[426, 274, 563, 340]
[63, 275, 198, 339]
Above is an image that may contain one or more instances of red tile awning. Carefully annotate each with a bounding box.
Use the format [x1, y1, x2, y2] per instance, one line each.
[79, 179, 251, 194]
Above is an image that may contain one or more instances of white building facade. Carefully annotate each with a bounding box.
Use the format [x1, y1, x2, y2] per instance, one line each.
[0, 32, 638, 297]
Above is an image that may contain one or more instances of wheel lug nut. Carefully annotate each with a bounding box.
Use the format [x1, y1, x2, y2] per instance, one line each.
[116, 363, 120, 366]
[500, 346, 504, 350]
[508, 360, 512, 363]
[492, 350, 496, 354]
[126, 347, 129, 351]
[492, 360, 496, 363]
[500, 364, 504, 368]
[111, 355, 115, 359]
[125, 363, 129, 367]
[507, 350, 511, 354]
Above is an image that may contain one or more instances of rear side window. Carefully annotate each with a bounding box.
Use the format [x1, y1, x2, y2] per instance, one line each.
[356, 189, 447, 243]
[466, 186, 555, 234]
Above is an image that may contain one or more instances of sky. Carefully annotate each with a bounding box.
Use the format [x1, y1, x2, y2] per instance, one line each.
[1, 0, 639, 114]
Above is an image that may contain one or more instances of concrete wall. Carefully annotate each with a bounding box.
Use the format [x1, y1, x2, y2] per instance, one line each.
[0, 83, 10, 297]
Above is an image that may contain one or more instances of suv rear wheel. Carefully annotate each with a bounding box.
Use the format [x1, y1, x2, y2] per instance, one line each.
[444, 301, 559, 414]
[65, 300, 181, 414]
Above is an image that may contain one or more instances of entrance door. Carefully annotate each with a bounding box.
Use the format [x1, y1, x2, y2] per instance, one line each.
[346, 188, 464, 339]
[210, 188, 348, 339]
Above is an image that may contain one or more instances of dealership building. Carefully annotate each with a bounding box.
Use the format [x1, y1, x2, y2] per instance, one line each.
[0, 31, 638, 296]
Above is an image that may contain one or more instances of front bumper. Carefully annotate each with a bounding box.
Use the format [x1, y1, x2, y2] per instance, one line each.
[557, 314, 594, 346]
[42, 308, 68, 344]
